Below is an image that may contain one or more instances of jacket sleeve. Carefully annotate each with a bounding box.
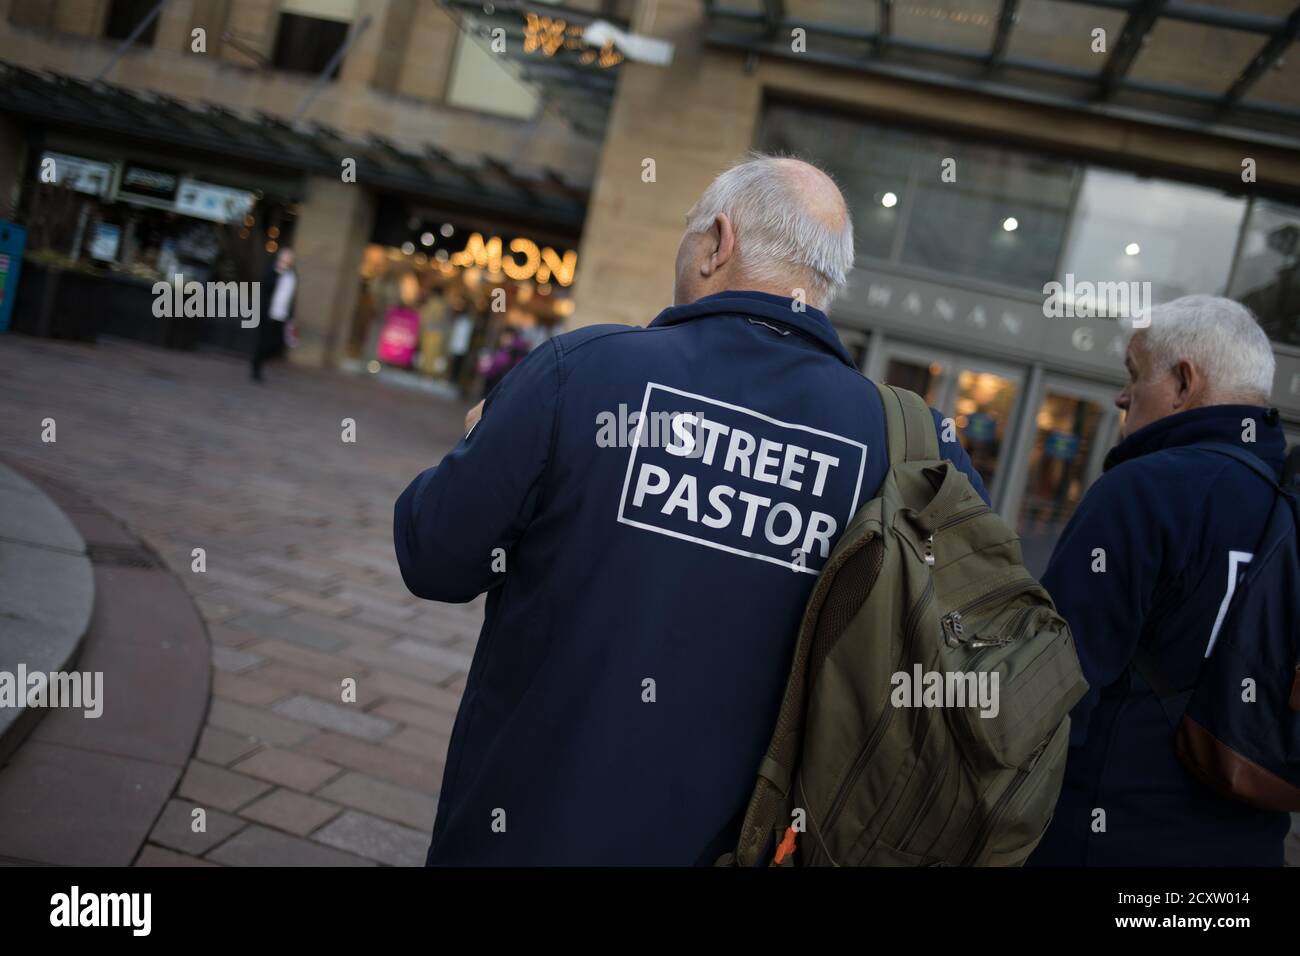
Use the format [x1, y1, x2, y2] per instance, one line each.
[929, 407, 991, 506]
[1039, 463, 1170, 743]
[394, 339, 562, 603]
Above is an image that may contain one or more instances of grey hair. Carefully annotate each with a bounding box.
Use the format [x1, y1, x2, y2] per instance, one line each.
[1123, 295, 1275, 402]
[685, 154, 855, 307]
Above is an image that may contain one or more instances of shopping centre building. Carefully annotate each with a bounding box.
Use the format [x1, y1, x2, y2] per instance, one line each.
[562, 0, 1300, 571]
[0, 0, 625, 385]
[2, 0, 1300, 565]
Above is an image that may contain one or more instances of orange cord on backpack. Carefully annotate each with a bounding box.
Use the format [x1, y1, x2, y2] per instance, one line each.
[773, 826, 798, 865]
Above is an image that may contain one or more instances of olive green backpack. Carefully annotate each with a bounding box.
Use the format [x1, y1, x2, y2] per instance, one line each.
[725, 382, 1088, 867]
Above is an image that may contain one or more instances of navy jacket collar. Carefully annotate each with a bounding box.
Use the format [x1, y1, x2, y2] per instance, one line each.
[1105, 404, 1286, 472]
[649, 291, 855, 368]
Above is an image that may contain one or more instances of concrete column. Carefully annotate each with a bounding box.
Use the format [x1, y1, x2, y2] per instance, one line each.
[338, 0, 391, 89]
[156, 0, 198, 53]
[220, 0, 277, 65]
[289, 174, 374, 367]
[186, 0, 231, 57]
[569, 0, 759, 329]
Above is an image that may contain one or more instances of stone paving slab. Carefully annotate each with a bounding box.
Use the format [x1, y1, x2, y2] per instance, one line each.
[300, 732, 445, 794]
[316, 772, 439, 832]
[0, 740, 179, 866]
[272, 695, 398, 741]
[312, 809, 428, 867]
[177, 760, 274, 813]
[206, 824, 376, 867]
[206, 698, 319, 748]
[135, 845, 220, 867]
[230, 746, 343, 792]
[212, 644, 267, 673]
[195, 726, 262, 766]
[240, 788, 342, 837]
[148, 798, 247, 856]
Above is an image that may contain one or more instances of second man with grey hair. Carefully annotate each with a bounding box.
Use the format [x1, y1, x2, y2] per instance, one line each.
[394, 155, 987, 864]
[1028, 294, 1295, 866]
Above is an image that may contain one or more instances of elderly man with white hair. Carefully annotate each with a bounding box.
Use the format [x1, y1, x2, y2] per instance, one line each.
[394, 155, 986, 865]
[1029, 294, 1295, 867]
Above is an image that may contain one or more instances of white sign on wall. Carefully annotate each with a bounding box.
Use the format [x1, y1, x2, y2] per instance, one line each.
[41, 152, 114, 196]
[175, 178, 256, 224]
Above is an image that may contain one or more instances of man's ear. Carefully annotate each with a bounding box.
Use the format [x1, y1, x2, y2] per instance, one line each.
[1172, 359, 1202, 408]
[703, 213, 736, 277]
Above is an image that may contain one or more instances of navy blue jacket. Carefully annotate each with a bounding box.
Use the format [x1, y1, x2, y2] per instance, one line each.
[1029, 404, 1292, 866]
[395, 291, 987, 865]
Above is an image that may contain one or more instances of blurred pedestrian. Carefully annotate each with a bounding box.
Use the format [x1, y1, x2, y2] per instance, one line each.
[446, 293, 475, 391]
[251, 248, 297, 382]
[477, 327, 531, 399]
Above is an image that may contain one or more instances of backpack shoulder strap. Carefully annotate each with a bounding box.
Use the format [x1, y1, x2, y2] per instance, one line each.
[875, 381, 939, 466]
[1194, 442, 1283, 491]
[1284, 446, 1300, 489]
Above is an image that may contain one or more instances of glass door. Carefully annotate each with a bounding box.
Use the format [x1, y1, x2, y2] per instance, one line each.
[950, 367, 1020, 501]
[876, 342, 1025, 503]
[1012, 377, 1120, 576]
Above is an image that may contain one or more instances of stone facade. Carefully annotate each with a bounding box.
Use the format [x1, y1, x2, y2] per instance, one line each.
[570, 0, 1300, 329]
[0, 0, 596, 173]
[0, 0, 604, 364]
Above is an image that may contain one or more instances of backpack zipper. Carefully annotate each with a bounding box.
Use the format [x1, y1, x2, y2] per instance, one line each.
[897, 604, 1034, 856]
[817, 577, 935, 849]
[960, 765, 1031, 866]
[923, 506, 988, 566]
[959, 607, 1039, 671]
[897, 723, 951, 853]
[935, 505, 988, 531]
[941, 582, 1039, 649]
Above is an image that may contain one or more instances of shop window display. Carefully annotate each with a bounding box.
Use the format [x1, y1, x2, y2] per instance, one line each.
[353, 240, 575, 397]
[14, 152, 291, 349]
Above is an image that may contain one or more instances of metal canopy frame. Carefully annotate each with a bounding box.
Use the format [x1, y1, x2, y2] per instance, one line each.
[0, 63, 590, 238]
[703, 0, 1300, 145]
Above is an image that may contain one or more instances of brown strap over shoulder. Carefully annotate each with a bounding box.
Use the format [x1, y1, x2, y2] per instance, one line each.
[1176, 716, 1300, 812]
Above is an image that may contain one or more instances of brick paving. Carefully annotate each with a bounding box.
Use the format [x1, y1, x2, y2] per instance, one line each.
[0, 335, 479, 865]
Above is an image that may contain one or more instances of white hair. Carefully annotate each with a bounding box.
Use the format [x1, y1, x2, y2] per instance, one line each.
[685, 154, 855, 307]
[1124, 295, 1275, 402]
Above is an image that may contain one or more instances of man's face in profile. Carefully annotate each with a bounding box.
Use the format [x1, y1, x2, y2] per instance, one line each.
[1116, 332, 1181, 438]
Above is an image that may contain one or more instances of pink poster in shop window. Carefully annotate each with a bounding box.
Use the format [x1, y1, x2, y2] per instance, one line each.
[376, 306, 420, 367]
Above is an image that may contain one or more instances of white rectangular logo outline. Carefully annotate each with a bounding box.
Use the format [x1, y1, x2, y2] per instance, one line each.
[615, 382, 869, 574]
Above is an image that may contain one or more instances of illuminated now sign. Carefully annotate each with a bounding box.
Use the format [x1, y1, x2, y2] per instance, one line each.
[449, 233, 577, 287]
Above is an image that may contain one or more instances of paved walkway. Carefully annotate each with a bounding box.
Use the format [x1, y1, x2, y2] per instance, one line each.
[0, 335, 481, 865]
[0, 472, 212, 865]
